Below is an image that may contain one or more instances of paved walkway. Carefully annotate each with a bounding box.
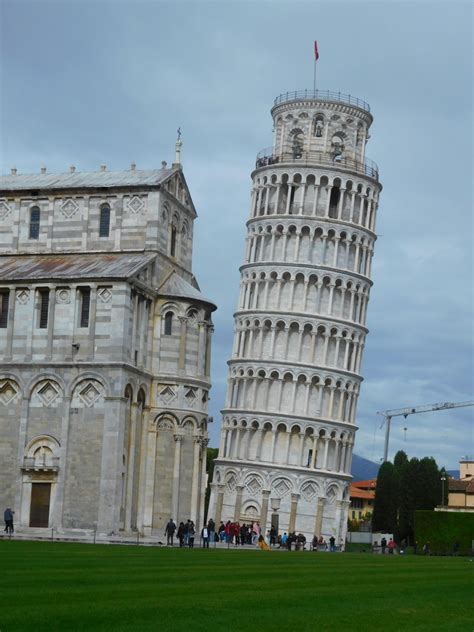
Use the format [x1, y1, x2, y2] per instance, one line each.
[0, 529, 321, 551]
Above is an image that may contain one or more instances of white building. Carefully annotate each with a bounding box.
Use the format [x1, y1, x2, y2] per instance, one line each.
[209, 90, 382, 542]
[0, 147, 216, 535]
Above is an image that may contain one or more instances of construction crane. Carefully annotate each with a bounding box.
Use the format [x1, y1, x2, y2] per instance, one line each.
[377, 401, 474, 462]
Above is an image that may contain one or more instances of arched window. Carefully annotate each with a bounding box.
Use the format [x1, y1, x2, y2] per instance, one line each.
[329, 186, 341, 214]
[164, 311, 173, 335]
[331, 133, 345, 159]
[170, 226, 177, 257]
[291, 129, 304, 159]
[29, 206, 40, 239]
[99, 204, 110, 237]
[314, 115, 324, 137]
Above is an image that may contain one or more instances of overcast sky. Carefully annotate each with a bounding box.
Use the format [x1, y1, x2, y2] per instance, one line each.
[1, 0, 472, 469]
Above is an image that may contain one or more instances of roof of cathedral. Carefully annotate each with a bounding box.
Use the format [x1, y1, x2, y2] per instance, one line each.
[0, 167, 177, 191]
[158, 270, 216, 309]
[0, 252, 156, 281]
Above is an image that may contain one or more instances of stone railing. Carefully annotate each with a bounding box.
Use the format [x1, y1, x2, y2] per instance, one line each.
[255, 148, 379, 180]
[273, 89, 371, 113]
[21, 456, 60, 471]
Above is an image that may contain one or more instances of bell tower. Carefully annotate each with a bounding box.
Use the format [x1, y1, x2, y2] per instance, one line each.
[209, 89, 382, 542]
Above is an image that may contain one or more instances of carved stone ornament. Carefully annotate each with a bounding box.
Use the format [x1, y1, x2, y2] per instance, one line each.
[60, 198, 79, 218]
[272, 477, 292, 498]
[56, 288, 71, 304]
[127, 195, 145, 214]
[0, 380, 19, 405]
[16, 289, 30, 304]
[0, 200, 12, 220]
[37, 381, 60, 407]
[98, 287, 112, 303]
[301, 480, 319, 502]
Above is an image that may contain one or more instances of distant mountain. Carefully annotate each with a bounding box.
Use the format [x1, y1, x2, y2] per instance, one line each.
[351, 454, 380, 481]
[447, 470, 460, 479]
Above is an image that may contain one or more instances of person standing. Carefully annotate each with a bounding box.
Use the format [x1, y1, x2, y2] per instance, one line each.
[201, 525, 209, 548]
[183, 520, 190, 546]
[329, 535, 336, 552]
[218, 521, 225, 541]
[207, 518, 215, 546]
[188, 521, 195, 548]
[177, 522, 185, 548]
[4, 508, 14, 534]
[388, 538, 396, 555]
[240, 523, 247, 546]
[165, 518, 176, 546]
[381, 536, 387, 555]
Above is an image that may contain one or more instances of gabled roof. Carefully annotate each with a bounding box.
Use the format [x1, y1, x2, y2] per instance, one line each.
[449, 478, 474, 493]
[349, 484, 375, 500]
[0, 167, 177, 192]
[158, 270, 216, 309]
[352, 479, 377, 491]
[0, 252, 155, 282]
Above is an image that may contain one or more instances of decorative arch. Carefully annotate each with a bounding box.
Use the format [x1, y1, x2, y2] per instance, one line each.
[71, 378, 106, 408]
[155, 412, 178, 431]
[30, 378, 64, 408]
[0, 377, 21, 406]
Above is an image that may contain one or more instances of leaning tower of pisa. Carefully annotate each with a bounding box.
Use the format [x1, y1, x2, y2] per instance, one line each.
[209, 89, 382, 542]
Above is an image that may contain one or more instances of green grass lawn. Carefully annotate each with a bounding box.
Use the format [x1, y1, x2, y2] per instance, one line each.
[0, 541, 472, 632]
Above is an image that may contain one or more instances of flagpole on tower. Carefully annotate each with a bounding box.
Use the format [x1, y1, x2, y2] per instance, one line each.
[313, 40, 319, 94]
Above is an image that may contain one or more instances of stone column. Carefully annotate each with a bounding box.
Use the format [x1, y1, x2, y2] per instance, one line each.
[4, 287, 15, 360]
[190, 437, 201, 523]
[219, 427, 227, 455]
[259, 489, 271, 534]
[349, 191, 356, 223]
[288, 493, 300, 534]
[197, 321, 206, 376]
[324, 186, 332, 217]
[214, 484, 225, 526]
[97, 396, 127, 533]
[49, 395, 72, 530]
[124, 401, 139, 530]
[141, 424, 157, 535]
[339, 441, 347, 473]
[171, 434, 183, 521]
[46, 286, 56, 360]
[255, 429, 264, 461]
[234, 485, 244, 521]
[334, 500, 343, 540]
[310, 436, 318, 469]
[178, 317, 188, 372]
[298, 433, 306, 466]
[314, 497, 326, 537]
[323, 438, 330, 469]
[198, 437, 209, 528]
[205, 326, 214, 377]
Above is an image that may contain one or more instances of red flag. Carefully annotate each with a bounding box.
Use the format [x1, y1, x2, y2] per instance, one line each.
[314, 40, 319, 61]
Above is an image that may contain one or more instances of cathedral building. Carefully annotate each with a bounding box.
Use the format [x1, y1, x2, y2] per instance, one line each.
[209, 90, 382, 542]
[0, 145, 215, 535]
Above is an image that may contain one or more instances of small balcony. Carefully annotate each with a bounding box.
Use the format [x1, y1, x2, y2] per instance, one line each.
[21, 456, 60, 472]
[255, 147, 379, 181]
[273, 89, 371, 113]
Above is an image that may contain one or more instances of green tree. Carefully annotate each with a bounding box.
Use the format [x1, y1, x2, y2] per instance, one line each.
[392, 450, 408, 537]
[372, 461, 395, 532]
[398, 457, 419, 542]
[373, 451, 445, 543]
